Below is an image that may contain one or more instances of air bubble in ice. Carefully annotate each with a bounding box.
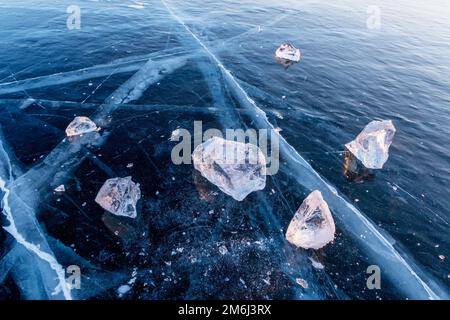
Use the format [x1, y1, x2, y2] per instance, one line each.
[286, 190, 336, 250]
[95, 176, 141, 218]
[345, 120, 396, 169]
[65, 116, 98, 137]
[192, 136, 266, 201]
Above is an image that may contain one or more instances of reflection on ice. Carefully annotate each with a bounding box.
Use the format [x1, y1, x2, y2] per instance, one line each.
[101, 213, 133, 239]
[193, 170, 216, 201]
[275, 57, 298, 70]
[342, 151, 374, 182]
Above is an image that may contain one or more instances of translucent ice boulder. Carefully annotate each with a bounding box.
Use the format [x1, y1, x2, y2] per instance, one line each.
[192, 136, 266, 201]
[286, 190, 336, 250]
[65, 116, 98, 137]
[345, 120, 396, 169]
[275, 43, 301, 62]
[95, 176, 141, 218]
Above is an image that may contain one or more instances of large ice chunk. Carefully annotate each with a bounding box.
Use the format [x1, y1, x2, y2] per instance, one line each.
[275, 43, 301, 62]
[286, 190, 335, 250]
[345, 120, 396, 169]
[192, 136, 266, 201]
[95, 177, 141, 218]
[65, 116, 98, 137]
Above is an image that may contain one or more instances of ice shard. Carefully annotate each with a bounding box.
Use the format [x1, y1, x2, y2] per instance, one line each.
[192, 136, 266, 201]
[345, 120, 396, 169]
[275, 43, 301, 62]
[65, 116, 98, 137]
[54, 184, 65, 192]
[95, 177, 141, 218]
[286, 190, 336, 250]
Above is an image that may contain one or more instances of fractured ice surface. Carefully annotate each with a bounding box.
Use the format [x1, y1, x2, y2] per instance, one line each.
[0, 18, 197, 301]
[65, 116, 98, 137]
[192, 136, 266, 201]
[342, 151, 374, 182]
[95, 177, 141, 218]
[286, 190, 336, 250]
[275, 43, 301, 62]
[0, 130, 72, 299]
[9, 53, 182, 199]
[0, 47, 190, 96]
[345, 120, 396, 169]
[145, 2, 447, 298]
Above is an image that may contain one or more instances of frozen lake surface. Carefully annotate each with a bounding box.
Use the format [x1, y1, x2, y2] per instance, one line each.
[0, 0, 449, 299]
